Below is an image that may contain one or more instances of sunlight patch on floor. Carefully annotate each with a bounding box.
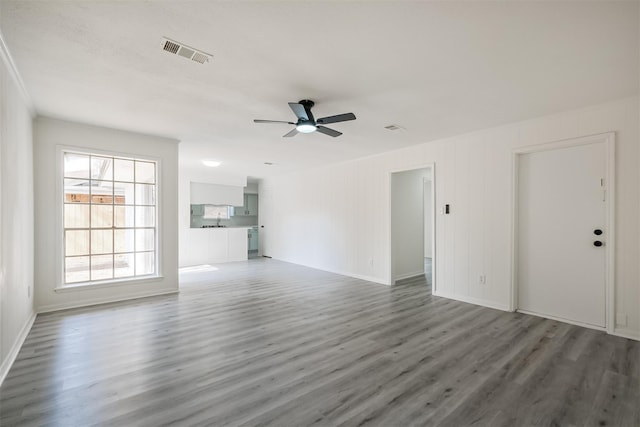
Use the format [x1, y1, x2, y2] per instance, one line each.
[179, 264, 219, 273]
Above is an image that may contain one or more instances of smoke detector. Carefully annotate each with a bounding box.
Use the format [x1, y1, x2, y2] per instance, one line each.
[162, 38, 212, 64]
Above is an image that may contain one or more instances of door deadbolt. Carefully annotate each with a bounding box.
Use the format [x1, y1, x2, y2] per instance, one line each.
[593, 241, 604, 247]
[593, 229, 603, 235]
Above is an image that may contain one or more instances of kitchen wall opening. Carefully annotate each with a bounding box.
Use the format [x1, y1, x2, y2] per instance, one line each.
[189, 191, 259, 261]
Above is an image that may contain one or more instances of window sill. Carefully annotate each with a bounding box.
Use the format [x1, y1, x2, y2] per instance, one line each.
[54, 275, 164, 293]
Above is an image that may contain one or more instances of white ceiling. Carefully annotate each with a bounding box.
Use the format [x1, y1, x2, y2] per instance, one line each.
[1, 1, 637, 181]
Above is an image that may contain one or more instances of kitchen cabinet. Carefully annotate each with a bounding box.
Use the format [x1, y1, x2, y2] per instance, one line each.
[246, 194, 258, 216]
[233, 194, 258, 216]
[180, 227, 249, 266]
[190, 182, 243, 206]
[191, 204, 204, 216]
[248, 227, 259, 251]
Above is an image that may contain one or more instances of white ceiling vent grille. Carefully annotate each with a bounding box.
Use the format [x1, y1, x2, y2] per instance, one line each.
[191, 52, 209, 64]
[162, 38, 212, 64]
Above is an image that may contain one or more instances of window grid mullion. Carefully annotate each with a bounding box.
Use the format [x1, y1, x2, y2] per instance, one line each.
[133, 161, 137, 275]
[112, 170, 115, 279]
[89, 155, 93, 281]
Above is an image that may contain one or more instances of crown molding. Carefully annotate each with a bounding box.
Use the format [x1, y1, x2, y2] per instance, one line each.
[0, 27, 36, 116]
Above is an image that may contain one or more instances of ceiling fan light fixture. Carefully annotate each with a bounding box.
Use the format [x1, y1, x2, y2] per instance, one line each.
[296, 123, 317, 133]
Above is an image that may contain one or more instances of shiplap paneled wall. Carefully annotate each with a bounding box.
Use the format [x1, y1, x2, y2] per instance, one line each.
[0, 43, 35, 383]
[261, 96, 640, 340]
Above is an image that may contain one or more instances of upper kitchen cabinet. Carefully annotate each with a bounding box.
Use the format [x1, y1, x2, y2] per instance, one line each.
[190, 182, 243, 206]
[246, 194, 258, 216]
[233, 194, 258, 216]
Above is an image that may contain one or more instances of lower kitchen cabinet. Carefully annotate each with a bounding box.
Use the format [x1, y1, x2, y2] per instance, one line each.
[181, 227, 249, 265]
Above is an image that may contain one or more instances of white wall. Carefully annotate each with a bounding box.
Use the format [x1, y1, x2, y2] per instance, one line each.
[33, 117, 179, 312]
[262, 97, 640, 340]
[392, 168, 428, 281]
[0, 44, 35, 383]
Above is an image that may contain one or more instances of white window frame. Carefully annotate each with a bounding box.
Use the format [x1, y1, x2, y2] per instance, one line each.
[55, 145, 162, 290]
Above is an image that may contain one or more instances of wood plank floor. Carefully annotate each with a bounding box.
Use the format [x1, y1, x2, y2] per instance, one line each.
[1, 258, 638, 427]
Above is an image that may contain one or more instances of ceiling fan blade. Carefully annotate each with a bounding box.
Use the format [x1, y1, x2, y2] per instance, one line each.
[288, 103, 309, 121]
[316, 126, 342, 137]
[254, 119, 295, 124]
[283, 128, 298, 137]
[316, 113, 356, 125]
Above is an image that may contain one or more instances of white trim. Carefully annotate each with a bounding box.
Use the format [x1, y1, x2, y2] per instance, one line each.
[394, 271, 425, 282]
[432, 289, 510, 312]
[388, 163, 436, 288]
[516, 309, 606, 332]
[511, 132, 616, 333]
[611, 328, 640, 341]
[37, 289, 178, 314]
[270, 257, 389, 286]
[0, 28, 35, 115]
[54, 275, 164, 292]
[0, 312, 36, 387]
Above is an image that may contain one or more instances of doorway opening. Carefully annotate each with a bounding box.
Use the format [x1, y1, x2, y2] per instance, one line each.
[390, 164, 435, 290]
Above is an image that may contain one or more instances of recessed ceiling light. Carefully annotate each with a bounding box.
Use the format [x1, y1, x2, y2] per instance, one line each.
[202, 160, 221, 167]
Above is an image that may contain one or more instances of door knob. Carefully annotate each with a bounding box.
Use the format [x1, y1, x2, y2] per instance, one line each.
[593, 229, 603, 235]
[593, 241, 604, 247]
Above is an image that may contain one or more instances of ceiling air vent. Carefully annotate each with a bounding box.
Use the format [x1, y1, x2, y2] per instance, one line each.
[191, 52, 209, 64]
[163, 40, 180, 54]
[162, 38, 212, 64]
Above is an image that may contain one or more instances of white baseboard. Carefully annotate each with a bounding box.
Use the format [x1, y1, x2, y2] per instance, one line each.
[516, 309, 607, 332]
[432, 289, 510, 312]
[612, 328, 640, 341]
[394, 271, 425, 282]
[0, 311, 36, 387]
[271, 257, 389, 286]
[37, 288, 179, 313]
[344, 271, 389, 286]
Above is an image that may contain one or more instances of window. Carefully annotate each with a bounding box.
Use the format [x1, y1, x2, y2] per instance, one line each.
[62, 151, 158, 285]
[203, 205, 231, 220]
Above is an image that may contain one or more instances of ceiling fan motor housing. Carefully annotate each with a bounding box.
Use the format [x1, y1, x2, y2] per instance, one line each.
[298, 100, 315, 123]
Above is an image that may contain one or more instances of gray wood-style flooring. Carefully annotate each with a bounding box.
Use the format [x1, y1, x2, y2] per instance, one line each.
[1, 259, 638, 427]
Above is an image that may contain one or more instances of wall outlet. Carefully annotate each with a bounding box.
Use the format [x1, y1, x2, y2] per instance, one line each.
[479, 275, 486, 284]
[616, 313, 628, 327]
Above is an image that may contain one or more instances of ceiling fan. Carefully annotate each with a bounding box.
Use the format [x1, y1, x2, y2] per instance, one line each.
[254, 100, 356, 138]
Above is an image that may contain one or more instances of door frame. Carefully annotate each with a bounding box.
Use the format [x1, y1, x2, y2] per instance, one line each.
[510, 132, 615, 333]
[388, 163, 436, 288]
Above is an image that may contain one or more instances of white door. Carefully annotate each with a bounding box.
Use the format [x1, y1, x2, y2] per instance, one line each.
[517, 141, 607, 328]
